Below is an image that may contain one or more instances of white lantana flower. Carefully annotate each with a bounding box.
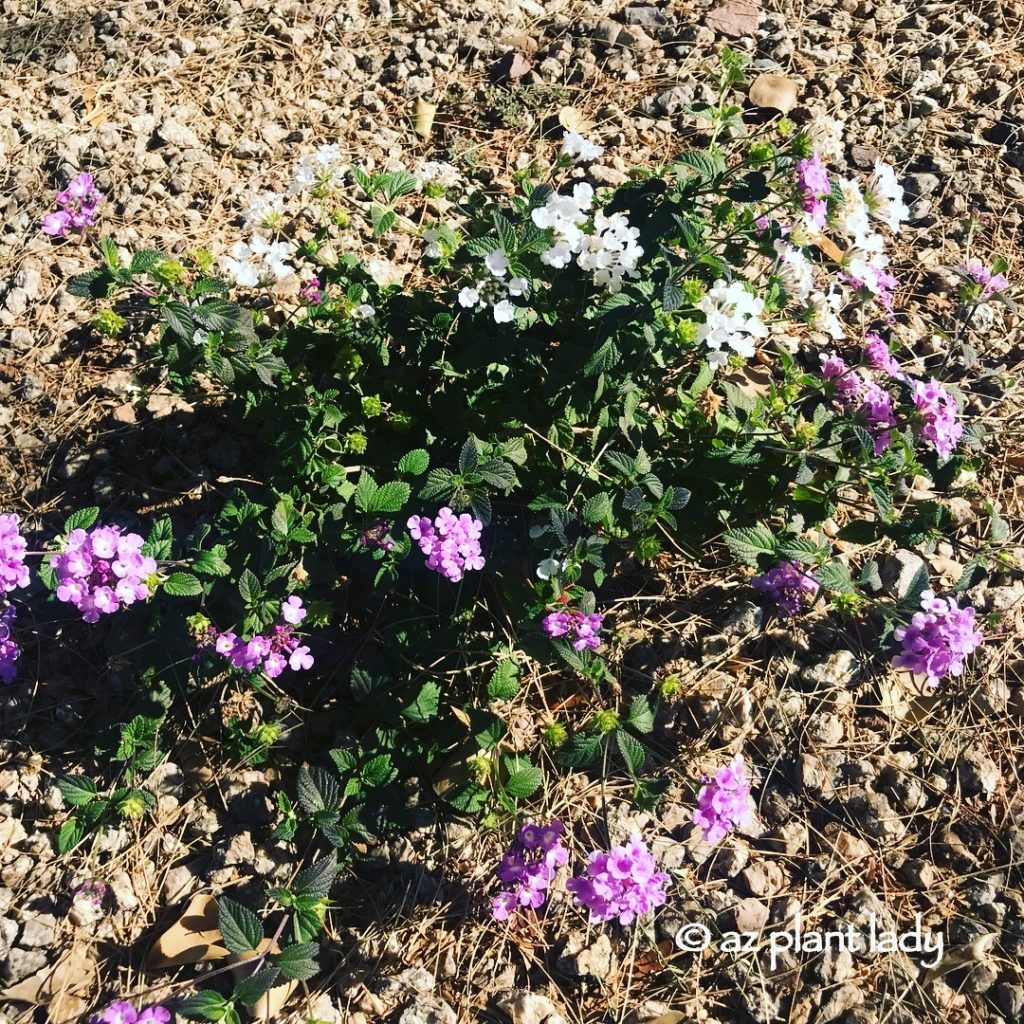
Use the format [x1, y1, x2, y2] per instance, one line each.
[508, 276, 530, 297]
[807, 113, 845, 164]
[423, 228, 442, 258]
[242, 191, 287, 230]
[696, 279, 769, 369]
[807, 288, 846, 340]
[290, 144, 346, 193]
[485, 248, 509, 277]
[867, 161, 910, 233]
[458, 285, 482, 308]
[415, 160, 461, 189]
[774, 240, 815, 306]
[492, 300, 515, 323]
[561, 131, 604, 163]
[222, 237, 295, 286]
[351, 304, 375, 320]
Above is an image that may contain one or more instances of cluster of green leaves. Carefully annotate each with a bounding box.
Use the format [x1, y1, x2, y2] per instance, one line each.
[176, 854, 338, 1024]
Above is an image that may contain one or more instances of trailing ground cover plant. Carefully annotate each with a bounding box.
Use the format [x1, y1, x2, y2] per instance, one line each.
[12, 50, 1014, 1006]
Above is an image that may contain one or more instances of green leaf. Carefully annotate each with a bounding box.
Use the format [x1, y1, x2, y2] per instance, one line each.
[503, 756, 542, 799]
[360, 754, 397, 788]
[193, 298, 242, 333]
[379, 169, 419, 202]
[274, 941, 320, 982]
[67, 269, 111, 298]
[296, 765, 340, 815]
[419, 468, 456, 501]
[292, 852, 338, 898]
[459, 438, 479, 474]
[57, 817, 84, 853]
[142, 515, 174, 559]
[130, 249, 164, 275]
[353, 471, 378, 512]
[402, 681, 441, 723]
[162, 301, 196, 340]
[218, 897, 264, 955]
[815, 559, 855, 595]
[626, 695, 655, 734]
[398, 449, 430, 476]
[616, 731, 646, 774]
[674, 150, 727, 182]
[238, 568, 261, 604]
[163, 571, 203, 597]
[445, 780, 489, 814]
[555, 733, 602, 769]
[57, 775, 98, 807]
[476, 459, 517, 490]
[370, 204, 396, 237]
[723, 524, 779, 565]
[176, 991, 231, 1022]
[233, 968, 281, 1006]
[63, 507, 100, 533]
[193, 545, 231, 577]
[368, 481, 410, 513]
[488, 660, 520, 701]
[583, 493, 614, 526]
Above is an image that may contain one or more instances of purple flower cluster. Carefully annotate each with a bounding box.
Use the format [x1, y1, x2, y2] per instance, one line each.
[359, 518, 395, 552]
[0, 606, 19, 685]
[0, 514, 30, 596]
[492, 821, 568, 921]
[542, 609, 605, 651]
[51, 525, 156, 623]
[407, 508, 485, 582]
[299, 276, 323, 304]
[819, 352, 896, 454]
[752, 561, 819, 617]
[692, 753, 756, 843]
[963, 259, 1008, 298]
[42, 172, 105, 237]
[208, 596, 313, 678]
[566, 833, 670, 926]
[862, 332, 901, 377]
[796, 153, 830, 229]
[90, 1002, 170, 1024]
[912, 377, 963, 459]
[892, 591, 983, 688]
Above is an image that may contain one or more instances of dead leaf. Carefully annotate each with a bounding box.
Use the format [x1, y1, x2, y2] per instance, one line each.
[413, 97, 436, 140]
[811, 232, 845, 264]
[722, 363, 772, 398]
[431, 737, 480, 798]
[2, 941, 98, 1023]
[558, 105, 593, 136]
[231, 939, 297, 1020]
[748, 73, 800, 114]
[923, 933, 998, 987]
[705, 0, 760, 38]
[148, 893, 229, 969]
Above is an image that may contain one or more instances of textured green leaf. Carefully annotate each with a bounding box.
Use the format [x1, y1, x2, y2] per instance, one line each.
[398, 449, 430, 476]
[218, 897, 264, 955]
[163, 571, 203, 597]
[723, 524, 778, 565]
[57, 775, 98, 807]
[292, 852, 338, 898]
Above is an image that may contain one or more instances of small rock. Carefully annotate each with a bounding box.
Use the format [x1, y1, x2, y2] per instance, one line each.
[877, 550, 927, 600]
[496, 990, 567, 1024]
[849, 143, 882, 169]
[721, 600, 764, 639]
[18, 913, 57, 948]
[958, 750, 1000, 799]
[494, 52, 532, 80]
[398, 996, 456, 1024]
[996, 983, 1024, 1018]
[1, 946, 47, 983]
[557, 931, 616, 980]
[624, 5, 672, 27]
[740, 860, 786, 897]
[705, 0, 760, 37]
[158, 117, 202, 149]
[732, 897, 769, 933]
[748, 74, 801, 114]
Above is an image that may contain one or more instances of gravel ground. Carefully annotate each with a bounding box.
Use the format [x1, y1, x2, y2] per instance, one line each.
[3, 1, 1024, 1022]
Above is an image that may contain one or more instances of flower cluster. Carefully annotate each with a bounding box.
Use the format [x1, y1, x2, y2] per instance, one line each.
[223, 236, 295, 287]
[561, 131, 604, 163]
[51, 526, 156, 623]
[862, 331, 902, 377]
[752, 561, 820, 617]
[89, 1002, 170, 1024]
[290, 143, 346, 193]
[458, 248, 529, 323]
[208, 596, 313, 678]
[491, 820, 568, 921]
[359, 519, 396, 552]
[415, 159, 461, 189]
[912, 377, 964, 459]
[241, 191, 287, 231]
[566, 833, 670, 926]
[41, 172, 105, 237]
[0, 514, 30, 596]
[892, 591, 983, 688]
[541, 609, 604, 651]
[692, 753, 756, 843]
[298, 276, 322, 304]
[796, 153, 830, 229]
[0, 606, 19, 685]
[962, 259, 1008, 299]
[407, 508, 485, 582]
[775, 240, 815, 305]
[820, 351, 897, 454]
[696, 279, 769, 369]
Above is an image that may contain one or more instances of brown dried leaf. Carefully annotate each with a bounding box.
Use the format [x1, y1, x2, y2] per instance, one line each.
[811, 232, 845, 264]
[2, 941, 98, 1022]
[414, 97, 436, 140]
[558, 105, 593, 136]
[748, 73, 800, 114]
[148, 893, 229, 969]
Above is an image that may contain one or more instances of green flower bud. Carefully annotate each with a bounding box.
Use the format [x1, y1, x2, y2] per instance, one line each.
[468, 755, 491, 781]
[117, 793, 148, 820]
[254, 722, 281, 746]
[777, 117, 796, 137]
[593, 709, 619, 734]
[344, 431, 367, 454]
[361, 394, 383, 418]
[793, 417, 818, 445]
[188, 249, 215, 275]
[659, 674, 682, 699]
[151, 259, 186, 288]
[671, 319, 698, 345]
[682, 278, 706, 304]
[93, 308, 126, 338]
[331, 208, 350, 227]
[541, 721, 568, 747]
[748, 140, 774, 165]
[634, 534, 662, 563]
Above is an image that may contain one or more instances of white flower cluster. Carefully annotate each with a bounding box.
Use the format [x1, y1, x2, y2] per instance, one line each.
[773, 240, 815, 306]
[242, 191, 287, 231]
[696, 279, 769, 369]
[807, 113, 845, 164]
[866, 162, 910, 234]
[531, 183, 643, 292]
[458, 247, 529, 324]
[806, 287, 846, 340]
[290, 143, 346, 193]
[222, 236, 295, 287]
[415, 160, 461, 189]
[561, 131, 605, 163]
